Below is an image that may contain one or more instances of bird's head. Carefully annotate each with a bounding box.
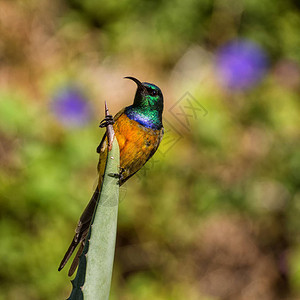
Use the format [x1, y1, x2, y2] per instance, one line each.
[125, 76, 163, 114]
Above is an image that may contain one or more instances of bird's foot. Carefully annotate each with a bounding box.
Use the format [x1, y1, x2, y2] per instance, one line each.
[99, 115, 115, 128]
[108, 168, 125, 185]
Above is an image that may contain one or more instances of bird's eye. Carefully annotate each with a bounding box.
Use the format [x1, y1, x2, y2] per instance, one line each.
[151, 90, 157, 96]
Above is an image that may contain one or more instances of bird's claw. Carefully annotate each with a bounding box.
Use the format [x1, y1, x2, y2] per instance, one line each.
[108, 173, 121, 179]
[108, 168, 125, 185]
[99, 115, 115, 128]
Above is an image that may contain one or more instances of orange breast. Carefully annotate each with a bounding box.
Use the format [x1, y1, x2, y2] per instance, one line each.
[97, 112, 163, 186]
[113, 113, 162, 182]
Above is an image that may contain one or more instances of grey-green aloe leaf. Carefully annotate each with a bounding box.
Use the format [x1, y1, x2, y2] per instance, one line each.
[68, 137, 120, 300]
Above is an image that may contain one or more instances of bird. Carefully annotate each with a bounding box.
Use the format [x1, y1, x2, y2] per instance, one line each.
[58, 77, 164, 276]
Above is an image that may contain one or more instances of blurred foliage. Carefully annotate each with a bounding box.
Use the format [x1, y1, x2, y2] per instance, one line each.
[1, 0, 300, 299]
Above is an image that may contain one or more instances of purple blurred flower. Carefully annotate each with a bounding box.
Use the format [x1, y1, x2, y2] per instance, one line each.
[216, 39, 268, 90]
[51, 86, 91, 127]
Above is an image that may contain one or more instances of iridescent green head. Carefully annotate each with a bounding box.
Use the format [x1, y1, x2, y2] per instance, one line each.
[124, 77, 163, 130]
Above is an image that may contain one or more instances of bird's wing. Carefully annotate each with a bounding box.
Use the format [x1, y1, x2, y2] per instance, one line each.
[146, 126, 164, 163]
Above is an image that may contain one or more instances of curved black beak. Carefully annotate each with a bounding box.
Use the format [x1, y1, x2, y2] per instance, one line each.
[124, 76, 146, 93]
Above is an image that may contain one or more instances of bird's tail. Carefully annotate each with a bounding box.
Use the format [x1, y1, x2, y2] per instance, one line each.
[58, 187, 100, 275]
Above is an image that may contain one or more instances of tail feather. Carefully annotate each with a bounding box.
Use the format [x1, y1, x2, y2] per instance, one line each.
[58, 187, 100, 274]
[68, 243, 84, 276]
[58, 236, 79, 271]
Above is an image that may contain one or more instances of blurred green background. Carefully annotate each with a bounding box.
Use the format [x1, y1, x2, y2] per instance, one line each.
[1, 0, 300, 299]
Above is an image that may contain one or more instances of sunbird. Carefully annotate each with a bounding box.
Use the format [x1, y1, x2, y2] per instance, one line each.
[58, 77, 164, 276]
